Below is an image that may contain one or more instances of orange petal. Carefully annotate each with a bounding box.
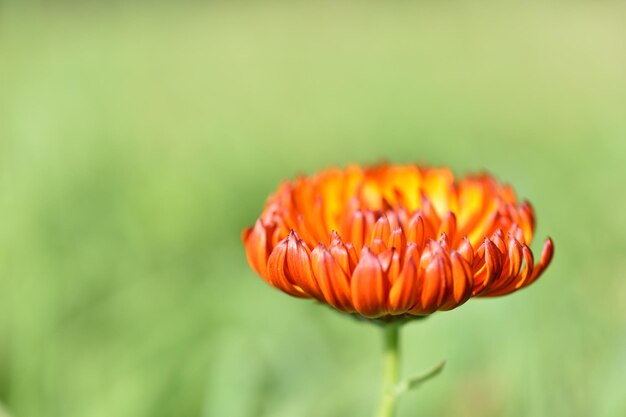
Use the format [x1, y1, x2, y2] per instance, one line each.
[371, 238, 386, 255]
[509, 223, 526, 245]
[403, 242, 421, 268]
[506, 235, 523, 278]
[385, 210, 402, 231]
[438, 212, 457, 243]
[497, 236, 523, 288]
[472, 238, 503, 295]
[351, 248, 389, 318]
[344, 242, 359, 274]
[243, 220, 273, 278]
[420, 195, 441, 232]
[490, 229, 507, 256]
[441, 252, 473, 310]
[457, 237, 474, 265]
[267, 239, 308, 297]
[311, 244, 354, 311]
[349, 210, 365, 252]
[286, 231, 324, 301]
[406, 212, 425, 249]
[389, 250, 402, 283]
[370, 215, 391, 247]
[518, 201, 536, 243]
[388, 227, 407, 255]
[438, 232, 450, 251]
[389, 257, 420, 315]
[329, 231, 350, 275]
[528, 238, 554, 284]
[410, 254, 446, 314]
[379, 247, 401, 283]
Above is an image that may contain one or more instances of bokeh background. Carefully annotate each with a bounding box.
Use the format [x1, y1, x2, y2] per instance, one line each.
[1, 1, 625, 416]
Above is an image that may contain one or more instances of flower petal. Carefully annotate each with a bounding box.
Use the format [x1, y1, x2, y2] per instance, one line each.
[351, 248, 389, 318]
[441, 252, 473, 310]
[528, 238, 554, 284]
[457, 236, 474, 265]
[406, 212, 425, 249]
[438, 212, 457, 243]
[388, 257, 420, 315]
[267, 239, 308, 297]
[472, 238, 503, 295]
[243, 220, 273, 278]
[410, 253, 446, 314]
[349, 210, 365, 252]
[370, 215, 391, 247]
[311, 244, 354, 311]
[286, 231, 324, 301]
[387, 227, 407, 255]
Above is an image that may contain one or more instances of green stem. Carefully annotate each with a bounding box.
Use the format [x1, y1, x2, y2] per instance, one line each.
[374, 322, 401, 417]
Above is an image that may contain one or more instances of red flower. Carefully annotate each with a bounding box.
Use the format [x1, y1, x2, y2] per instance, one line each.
[243, 164, 554, 319]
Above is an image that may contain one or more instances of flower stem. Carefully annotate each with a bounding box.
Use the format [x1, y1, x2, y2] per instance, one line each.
[374, 322, 401, 417]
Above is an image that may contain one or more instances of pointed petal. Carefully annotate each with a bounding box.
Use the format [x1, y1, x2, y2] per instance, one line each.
[330, 231, 350, 275]
[286, 231, 324, 300]
[351, 248, 389, 318]
[311, 244, 354, 311]
[490, 229, 507, 256]
[518, 201, 536, 243]
[472, 238, 503, 295]
[458, 237, 474, 264]
[506, 235, 523, 278]
[438, 212, 457, 243]
[528, 238, 554, 284]
[344, 242, 359, 274]
[388, 257, 420, 314]
[267, 240, 308, 297]
[441, 252, 473, 309]
[406, 212, 425, 249]
[388, 227, 407, 255]
[379, 248, 401, 283]
[438, 232, 450, 251]
[370, 216, 391, 247]
[243, 220, 273, 278]
[410, 254, 446, 314]
[349, 210, 365, 252]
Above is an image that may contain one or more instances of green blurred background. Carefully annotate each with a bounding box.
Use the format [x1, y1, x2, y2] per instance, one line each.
[1, 1, 625, 416]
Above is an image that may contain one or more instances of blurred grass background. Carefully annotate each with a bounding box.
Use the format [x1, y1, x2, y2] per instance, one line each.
[1, 1, 626, 416]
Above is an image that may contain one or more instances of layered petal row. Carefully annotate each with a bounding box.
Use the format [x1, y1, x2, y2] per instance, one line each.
[243, 164, 554, 319]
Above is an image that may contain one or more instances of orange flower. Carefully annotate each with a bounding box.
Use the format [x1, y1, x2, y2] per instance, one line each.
[242, 164, 554, 319]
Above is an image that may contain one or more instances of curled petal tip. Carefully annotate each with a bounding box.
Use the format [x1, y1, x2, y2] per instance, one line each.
[539, 238, 555, 269]
[543, 237, 554, 256]
[315, 242, 328, 252]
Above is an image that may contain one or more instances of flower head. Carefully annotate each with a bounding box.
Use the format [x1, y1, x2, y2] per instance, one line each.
[243, 164, 553, 319]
